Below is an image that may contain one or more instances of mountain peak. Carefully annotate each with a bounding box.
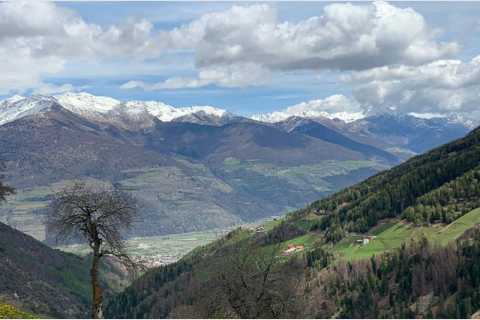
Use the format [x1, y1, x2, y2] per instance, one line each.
[0, 96, 60, 126]
[55, 92, 120, 114]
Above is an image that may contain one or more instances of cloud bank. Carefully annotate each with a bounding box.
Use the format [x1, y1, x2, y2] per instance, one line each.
[131, 1, 457, 89]
[345, 56, 480, 119]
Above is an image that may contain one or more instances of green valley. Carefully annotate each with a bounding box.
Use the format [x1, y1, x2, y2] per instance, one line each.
[105, 127, 480, 319]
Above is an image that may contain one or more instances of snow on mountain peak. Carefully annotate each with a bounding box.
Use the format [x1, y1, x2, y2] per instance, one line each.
[251, 95, 366, 123]
[0, 92, 232, 127]
[55, 92, 120, 114]
[123, 101, 229, 122]
[0, 95, 59, 126]
[2, 95, 26, 104]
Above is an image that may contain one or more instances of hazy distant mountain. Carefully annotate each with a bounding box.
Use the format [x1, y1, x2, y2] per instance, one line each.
[348, 114, 470, 154]
[272, 114, 470, 159]
[275, 117, 399, 163]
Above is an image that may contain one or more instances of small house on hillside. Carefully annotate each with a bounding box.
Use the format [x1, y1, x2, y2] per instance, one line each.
[282, 243, 305, 256]
[356, 235, 376, 245]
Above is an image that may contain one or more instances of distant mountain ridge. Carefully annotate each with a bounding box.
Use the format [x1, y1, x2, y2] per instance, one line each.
[0, 92, 234, 128]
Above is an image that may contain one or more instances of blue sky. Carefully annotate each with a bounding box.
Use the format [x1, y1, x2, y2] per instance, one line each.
[1, 1, 480, 119]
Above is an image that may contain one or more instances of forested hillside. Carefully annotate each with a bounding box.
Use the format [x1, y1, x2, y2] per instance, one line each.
[106, 126, 480, 318]
[305, 126, 480, 241]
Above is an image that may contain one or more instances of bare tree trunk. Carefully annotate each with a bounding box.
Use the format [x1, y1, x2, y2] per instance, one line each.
[91, 251, 103, 319]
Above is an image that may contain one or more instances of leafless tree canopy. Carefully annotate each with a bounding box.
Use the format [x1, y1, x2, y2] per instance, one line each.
[217, 243, 305, 318]
[49, 181, 137, 268]
[47, 181, 138, 318]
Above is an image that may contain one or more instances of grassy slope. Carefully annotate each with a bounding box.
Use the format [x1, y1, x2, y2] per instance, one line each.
[243, 207, 480, 263]
[330, 207, 480, 261]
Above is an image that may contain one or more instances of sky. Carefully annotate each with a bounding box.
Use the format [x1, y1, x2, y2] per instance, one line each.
[1, 1, 480, 119]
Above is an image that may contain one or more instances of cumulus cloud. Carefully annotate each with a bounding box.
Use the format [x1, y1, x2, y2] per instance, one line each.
[165, 2, 456, 69]
[123, 1, 457, 90]
[121, 63, 271, 90]
[345, 56, 480, 118]
[0, 1, 161, 94]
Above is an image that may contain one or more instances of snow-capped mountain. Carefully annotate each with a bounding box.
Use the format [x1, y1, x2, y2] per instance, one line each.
[252, 110, 365, 124]
[251, 95, 366, 124]
[0, 95, 59, 126]
[0, 92, 233, 127]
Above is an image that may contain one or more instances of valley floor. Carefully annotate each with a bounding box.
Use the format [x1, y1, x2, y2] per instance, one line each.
[56, 216, 277, 268]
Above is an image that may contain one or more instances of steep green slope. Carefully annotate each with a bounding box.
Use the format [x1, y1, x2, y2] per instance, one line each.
[105, 127, 480, 318]
[333, 207, 480, 261]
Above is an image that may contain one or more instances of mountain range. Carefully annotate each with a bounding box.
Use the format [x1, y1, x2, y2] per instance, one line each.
[0, 93, 470, 243]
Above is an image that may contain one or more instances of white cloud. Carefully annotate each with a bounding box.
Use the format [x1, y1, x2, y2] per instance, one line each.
[123, 1, 458, 90]
[121, 63, 270, 90]
[32, 83, 76, 95]
[345, 55, 480, 118]
[0, 1, 161, 94]
[164, 1, 457, 71]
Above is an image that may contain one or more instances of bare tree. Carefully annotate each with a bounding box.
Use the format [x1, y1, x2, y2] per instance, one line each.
[217, 243, 305, 318]
[47, 181, 138, 319]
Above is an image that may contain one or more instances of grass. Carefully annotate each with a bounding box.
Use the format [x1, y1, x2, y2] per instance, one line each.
[0, 304, 37, 319]
[333, 207, 480, 261]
